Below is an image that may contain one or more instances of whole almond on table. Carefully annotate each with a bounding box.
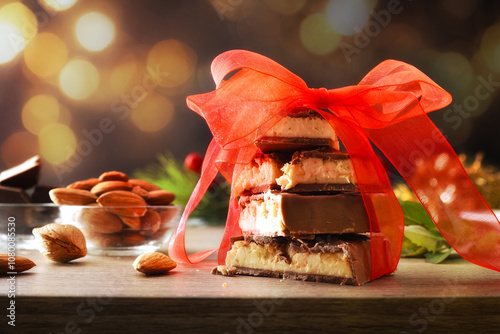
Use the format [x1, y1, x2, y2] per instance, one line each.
[133, 252, 177, 275]
[49, 188, 97, 205]
[33, 223, 87, 263]
[97, 190, 147, 217]
[0, 254, 36, 275]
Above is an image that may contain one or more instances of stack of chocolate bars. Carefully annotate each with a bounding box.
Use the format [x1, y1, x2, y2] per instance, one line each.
[223, 110, 373, 285]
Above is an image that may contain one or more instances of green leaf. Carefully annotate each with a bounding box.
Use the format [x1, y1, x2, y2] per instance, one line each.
[403, 225, 443, 253]
[399, 200, 438, 232]
[401, 237, 427, 257]
[425, 248, 453, 264]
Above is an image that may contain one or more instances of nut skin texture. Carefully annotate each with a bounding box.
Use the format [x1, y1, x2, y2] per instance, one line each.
[67, 178, 100, 191]
[140, 210, 161, 236]
[76, 208, 123, 234]
[133, 252, 177, 275]
[33, 223, 87, 263]
[147, 190, 176, 205]
[0, 254, 36, 275]
[97, 190, 148, 217]
[128, 179, 161, 191]
[98, 171, 129, 182]
[49, 188, 97, 205]
[90, 181, 134, 196]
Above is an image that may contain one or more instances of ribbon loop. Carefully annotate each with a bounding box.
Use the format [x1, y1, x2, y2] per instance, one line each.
[309, 87, 331, 109]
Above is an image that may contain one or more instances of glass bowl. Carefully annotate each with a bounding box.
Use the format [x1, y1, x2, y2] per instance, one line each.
[59, 204, 181, 256]
[0, 203, 181, 256]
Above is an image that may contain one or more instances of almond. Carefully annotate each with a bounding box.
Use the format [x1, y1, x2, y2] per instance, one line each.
[0, 254, 36, 275]
[147, 190, 176, 205]
[49, 188, 97, 205]
[133, 252, 177, 275]
[98, 171, 129, 182]
[128, 179, 161, 191]
[76, 208, 123, 234]
[119, 216, 141, 229]
[67, 178, 99, 191]
[97, 190, 147, 217]
[85, 231, 121, 247]
[33, 223, 87, 263]
[120, 231, 145, 246]
[131, 186, 149, 199]
[91, 180, 134, 196]
[140, 210, 161, 236]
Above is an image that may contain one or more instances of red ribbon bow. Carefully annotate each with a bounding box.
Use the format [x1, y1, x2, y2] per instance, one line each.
[169, 50, 500, 281]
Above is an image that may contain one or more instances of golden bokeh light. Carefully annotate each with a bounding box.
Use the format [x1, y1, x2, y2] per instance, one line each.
[300, 13, 342, 55]
[325, 0, 371, 36]
[1, 131, 39, 167]
[22, 94, 60, 135]
[110, 54, 141, 94]
[59, 59, 100, 100]
[75, 12, 115, 52]
[147, 39, 197, 88]
[480, 23, 500, 73]
[0, 2, 38, 49]
[131, 92, 174, 132]
[0, 23, 23, 64]
[38, 123, 77, 164]
[39, 0, 78, 12]
[24, 33, 68, 77]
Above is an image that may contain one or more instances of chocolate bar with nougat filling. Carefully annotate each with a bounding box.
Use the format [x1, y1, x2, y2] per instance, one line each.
[255, 110, 340, 152]
[223, 234, 372, 285]
[238, 191, 370, 237]
[232, 148, 357, 197]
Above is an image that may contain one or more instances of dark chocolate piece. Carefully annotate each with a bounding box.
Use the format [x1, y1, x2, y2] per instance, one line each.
[239, 192, 370, 236]
[256, 137, 338, 153]
[0, 185, 31, 203]
[31, 185, 54, 203]
[0, 156, 40, 189]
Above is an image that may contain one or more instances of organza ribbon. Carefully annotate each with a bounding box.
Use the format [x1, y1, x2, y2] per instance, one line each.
[169, 50, 500, 280]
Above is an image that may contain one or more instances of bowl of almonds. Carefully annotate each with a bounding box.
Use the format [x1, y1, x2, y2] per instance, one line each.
[49, 171, 181, 256]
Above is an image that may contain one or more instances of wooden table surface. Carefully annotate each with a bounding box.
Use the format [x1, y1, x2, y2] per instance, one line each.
[2, 226, 500, 334]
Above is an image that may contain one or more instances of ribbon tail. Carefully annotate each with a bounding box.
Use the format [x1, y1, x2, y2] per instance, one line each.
[366, 112, 500, 271]
[321, 111, 404, 281]
[168, 139, 220, 264]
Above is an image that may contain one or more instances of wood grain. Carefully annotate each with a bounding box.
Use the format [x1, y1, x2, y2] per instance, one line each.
[2, 226, 500, 333]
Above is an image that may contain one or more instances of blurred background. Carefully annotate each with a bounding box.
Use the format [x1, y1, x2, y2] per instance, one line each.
[0, 0, 499, 186]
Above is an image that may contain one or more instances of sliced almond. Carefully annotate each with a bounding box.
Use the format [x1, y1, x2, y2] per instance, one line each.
[98, 171, 129, 182]
[0, 254, 36, 274]
[147, 190, 176, 205]
[97, 190, 147, 217]
[67, 178, 99, 191]
[49, 188, 97, 205]
[140, 210, 161, 236]
[133, 252, 177, 275]
[129, 179, 161, 191]
[76, 208, 123, 234]
[91, 180, 134, 196]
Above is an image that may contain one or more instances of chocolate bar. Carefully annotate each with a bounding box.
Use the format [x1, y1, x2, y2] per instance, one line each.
[224, 234, 371, 285]
[238, 191, 370, 237]
[256, 110, 339, 152]
[0, 156, 40, 189]
[233, 149, 357, 197]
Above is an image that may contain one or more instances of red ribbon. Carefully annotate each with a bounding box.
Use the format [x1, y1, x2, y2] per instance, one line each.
[168, 50, 500, 280]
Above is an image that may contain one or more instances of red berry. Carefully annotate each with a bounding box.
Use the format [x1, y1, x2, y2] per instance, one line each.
[184, 153, 203, 173]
